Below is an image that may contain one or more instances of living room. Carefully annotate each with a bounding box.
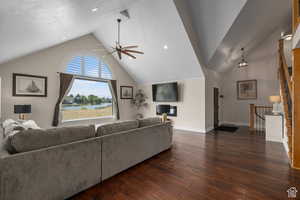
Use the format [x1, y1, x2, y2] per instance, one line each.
[1, 0, 300, 199]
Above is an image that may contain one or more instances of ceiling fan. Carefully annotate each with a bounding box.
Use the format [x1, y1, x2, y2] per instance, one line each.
[112, 18, 144, 60]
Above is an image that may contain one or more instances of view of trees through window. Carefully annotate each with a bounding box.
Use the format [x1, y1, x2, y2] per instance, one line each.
[62, 79, 113, 121]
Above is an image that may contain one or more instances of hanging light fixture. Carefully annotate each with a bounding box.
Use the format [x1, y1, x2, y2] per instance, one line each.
[238, 48, 248, 68]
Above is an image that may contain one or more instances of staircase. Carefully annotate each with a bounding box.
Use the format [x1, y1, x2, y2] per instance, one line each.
[278, 39, 293, 161]
[249, 104, 272, 133]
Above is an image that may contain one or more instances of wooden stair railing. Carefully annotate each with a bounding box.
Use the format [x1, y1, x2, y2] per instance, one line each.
[293, 0, 300, 33]
[279, 40, 293, 98]
[278, 39, 293, 161]
[249, 104, 272, 132]
[250, 104, 255, 131]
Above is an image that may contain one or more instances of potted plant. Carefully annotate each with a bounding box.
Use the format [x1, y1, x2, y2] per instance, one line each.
[131, 89, 148, 119]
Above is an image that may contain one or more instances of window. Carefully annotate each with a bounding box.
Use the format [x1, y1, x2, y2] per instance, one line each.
[62, 56, 113, 121]
[66, 56, 112, 79]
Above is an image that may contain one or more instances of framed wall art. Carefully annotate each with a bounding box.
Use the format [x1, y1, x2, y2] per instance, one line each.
[13, 73, 48, 97]
[237, 80, 257, 100]
[120, 86, 133, 99]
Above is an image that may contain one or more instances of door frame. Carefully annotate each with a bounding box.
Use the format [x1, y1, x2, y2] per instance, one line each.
[213, 87, 219, 129]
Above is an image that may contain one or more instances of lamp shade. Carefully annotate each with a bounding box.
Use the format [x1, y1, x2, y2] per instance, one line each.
[14, 105, 31, 114]
[269, 96, 281, 103]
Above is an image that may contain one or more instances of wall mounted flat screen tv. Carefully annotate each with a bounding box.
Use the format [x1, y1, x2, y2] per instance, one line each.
[152, 82, 178, 102]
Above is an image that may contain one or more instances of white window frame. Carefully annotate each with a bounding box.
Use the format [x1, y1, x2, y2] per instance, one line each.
[66, 56, 112, 80]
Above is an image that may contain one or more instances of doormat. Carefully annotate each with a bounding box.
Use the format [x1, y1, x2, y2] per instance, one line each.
[216, 125, 238, 132]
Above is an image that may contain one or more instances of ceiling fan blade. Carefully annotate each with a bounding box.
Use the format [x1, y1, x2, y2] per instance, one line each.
[121, 50, 136, 59]
[123, 50, 144, 54]
[117, 50, 122, 60]
[123, 45, 139, 49]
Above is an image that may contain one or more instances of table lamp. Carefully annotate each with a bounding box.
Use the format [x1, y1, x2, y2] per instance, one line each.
[269, 96, 281, 115]
[14, 104, 31, 120]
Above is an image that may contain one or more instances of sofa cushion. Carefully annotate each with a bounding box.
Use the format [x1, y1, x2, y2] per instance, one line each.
[2, 134, 18, 154]
[138, 117, 161, 128]
[9, 125, 95, 153]
[96, 120, 139, 136]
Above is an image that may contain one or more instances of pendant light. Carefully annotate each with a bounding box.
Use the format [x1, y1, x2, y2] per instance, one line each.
[238, 48, 248, 68]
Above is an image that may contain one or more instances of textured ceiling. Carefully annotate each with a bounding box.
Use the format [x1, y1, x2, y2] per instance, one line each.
[0, 0, 140, 64]
[0, 0, 292, 81]
[207, 0, 291, 72]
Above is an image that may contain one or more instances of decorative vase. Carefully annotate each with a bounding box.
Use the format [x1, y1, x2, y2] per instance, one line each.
[162, 113, 168, 123]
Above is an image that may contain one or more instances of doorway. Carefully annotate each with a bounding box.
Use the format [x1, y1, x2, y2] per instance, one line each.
[213, 88, 219, 129]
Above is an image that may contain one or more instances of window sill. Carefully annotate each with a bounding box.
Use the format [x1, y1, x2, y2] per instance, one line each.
[61, 116, 115, 124]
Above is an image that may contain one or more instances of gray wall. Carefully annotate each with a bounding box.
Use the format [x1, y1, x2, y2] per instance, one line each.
[219, 31, 281, 126]
[176, 0, 247, 65]
[0, 34, 137, 128]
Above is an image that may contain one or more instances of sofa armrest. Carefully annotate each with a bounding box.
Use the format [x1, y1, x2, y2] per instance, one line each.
[0, 137, 102, 200]
[0, 149, 10, 159]
[101, 123, 173, 180]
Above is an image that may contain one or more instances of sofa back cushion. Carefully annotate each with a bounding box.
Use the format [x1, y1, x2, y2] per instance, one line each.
[97, 120, 139, 136]
[138, 117, 161, 128]
[9, 125, 95, 153]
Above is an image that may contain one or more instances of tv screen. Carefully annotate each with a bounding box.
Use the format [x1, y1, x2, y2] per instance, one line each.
[152, 82, 178, 102]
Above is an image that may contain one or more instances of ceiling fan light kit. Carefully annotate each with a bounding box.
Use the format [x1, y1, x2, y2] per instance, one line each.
[112, 18, 144, 60]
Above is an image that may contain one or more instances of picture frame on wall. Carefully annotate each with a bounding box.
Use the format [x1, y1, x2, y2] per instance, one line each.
[237, 80, 257, 100]
[120, 86, 133, 99]
[13, 73, 48, 97]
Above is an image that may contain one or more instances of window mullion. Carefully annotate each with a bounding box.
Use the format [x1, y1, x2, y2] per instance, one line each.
[66, 56, 111, 78]
[81, 56, 85, 76]
[99, 60, 102, 78]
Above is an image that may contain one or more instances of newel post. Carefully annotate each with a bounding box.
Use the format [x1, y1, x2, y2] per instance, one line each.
[249, 104, 255, 131]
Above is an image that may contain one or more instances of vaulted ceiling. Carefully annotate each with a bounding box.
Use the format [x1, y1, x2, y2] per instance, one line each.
[0, 0, 292, 82]
[207, 0, 292, 72]
[93, 0, 204, 83]
[0, 0, 140, 64]
[182, 0, 247, 66]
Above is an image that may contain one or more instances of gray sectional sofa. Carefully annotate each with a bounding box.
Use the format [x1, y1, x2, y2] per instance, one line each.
[0, 117, 173, 200]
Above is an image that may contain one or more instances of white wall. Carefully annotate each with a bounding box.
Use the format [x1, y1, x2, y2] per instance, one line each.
[0, 34, 137, 128]
[138, 78, 206, 133]
[219, 31, 280, 126]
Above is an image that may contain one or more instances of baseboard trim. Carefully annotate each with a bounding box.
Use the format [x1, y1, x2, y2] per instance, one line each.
[205, 126, 215, 133]
[174, 126, 205, 134]
[174, 123, 249, 134]
[292, 165, 300, 170]
[282, 139, 290, 158]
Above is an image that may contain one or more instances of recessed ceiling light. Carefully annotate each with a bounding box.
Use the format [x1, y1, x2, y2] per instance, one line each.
[163, 45, 168, 50]
[91, 7, 98, 12]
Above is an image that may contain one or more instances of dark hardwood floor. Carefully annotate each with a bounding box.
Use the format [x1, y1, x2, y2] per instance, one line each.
[70, 127, 300, 200]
